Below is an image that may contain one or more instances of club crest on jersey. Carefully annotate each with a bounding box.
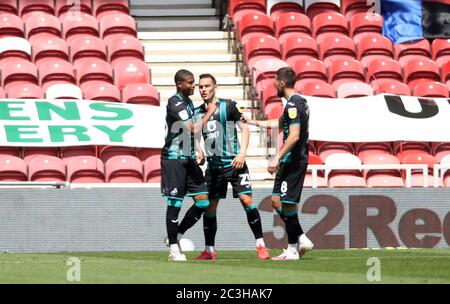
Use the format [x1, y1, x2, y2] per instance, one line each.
[288, 108, 297, 119]
[178, 110, 189, 120]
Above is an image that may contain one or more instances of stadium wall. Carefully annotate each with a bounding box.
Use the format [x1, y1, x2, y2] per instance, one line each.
[0, 188, 449, 252]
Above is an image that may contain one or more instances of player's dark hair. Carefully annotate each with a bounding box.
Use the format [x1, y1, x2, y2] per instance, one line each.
[276, 67, 296, 88]
[199, 73, 217, 85]
[174, 69, 194, 84]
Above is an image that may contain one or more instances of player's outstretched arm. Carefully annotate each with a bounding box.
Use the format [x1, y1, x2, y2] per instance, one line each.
[240, 115, 283, 129]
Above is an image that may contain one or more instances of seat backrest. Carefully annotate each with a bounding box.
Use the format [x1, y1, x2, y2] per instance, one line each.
[45, 83, 83, 100]
[113, 59, 151, 90]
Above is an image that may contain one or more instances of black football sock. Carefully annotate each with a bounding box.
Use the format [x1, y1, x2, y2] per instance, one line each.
[245, 204, 263, 240]
[203, 211, 217, 246]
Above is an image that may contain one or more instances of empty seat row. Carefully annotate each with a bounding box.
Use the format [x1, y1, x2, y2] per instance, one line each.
[0, 0, 130, 21]
[0, 154, 160, 183]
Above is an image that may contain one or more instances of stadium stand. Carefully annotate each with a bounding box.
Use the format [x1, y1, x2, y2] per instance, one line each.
[0, 0, 448, 187]
[0, 0, 158, 184]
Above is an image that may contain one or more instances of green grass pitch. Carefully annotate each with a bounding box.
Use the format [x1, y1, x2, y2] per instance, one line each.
[0, 249, 449, 283]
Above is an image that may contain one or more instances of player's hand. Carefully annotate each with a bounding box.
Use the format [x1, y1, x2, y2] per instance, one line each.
[197, 152, 205, 166]
[240, 115, 254, 125]
[232, 154, 245, 170]
[267, 156, 280, 175]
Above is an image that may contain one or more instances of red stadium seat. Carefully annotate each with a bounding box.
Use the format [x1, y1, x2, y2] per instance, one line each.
[356, 142, 393, 160]
[366, 58, 403, 82]
[69, 36, 107, 65]
[0, 37, 32, 68]
[319, 35, 356, 67]
[0, 156, 28, 182]
[0, 147, 21, 158]
[45, 83, 83, 100]
[0, 0, 18, 15]
[292, 58, 328, 89]
[143, 155, 161, 183]
[350, 12, 383, 39]
[22, 147, 59, 164]
[105, 155, 144, 183]
[403, 58, 441, 91]
[28, 156, 66, 182]
[108, 36, 145, 67]
[19, 0, 54, 22]
[0, 14, 24, 38]
[312, 12, 348, 41]
[122, 83, 160, 106]
[342, 0, 376, 19]
[25, 14, 62, 43]
[264, 101, 284, 119]
[432, 38, 450, 67]
[362, 153, 405, 188]
[275, 12, 311, 44]
[412, 81, 449, 98]
[356, 34, 394, 67]
[328, 58, 365, 89]
[113, 59, 151, 90]
[57, 0, 92, 17]
[6, 83, 44, 99]
[325, 153, 366, 188]
[298, 81, 336, 98]
[441, 155, 450, 187]
[316, 141, 354, 161]
[282, 35, 318, 66]
[252, 58, 288, 97]
[0, 87, 4, 98]
[75, 59, 113, 90]
[401, 152, 437, 187]
[268, 1, 304, 20]
[99, 146, 137, 163]
[93, 0, 130, 20]
[443, 61, 450, 89]
[336, 82, 373, 98]
[305, 0, 341, 20]
[32, 37, 69, 68]
[62, 13, 99, 44]
[432, 142, 450, 162]
[99, 13, 137, 45]
[1, 59, 38, 92]
[238, 13, 275, 46]
[83, 83, 121, 102]
[229, 0, 266, 25]
[39, 60, 76, 92]
[137, 148, 161, 162]
[244, 35, 281, 69]
[304, 152, 327, 188]
[60, 146, 97, 162]
[394, 142, 431, 159]
[395, 39, 431, 66]
[372, 79, 411, 95]
[67, 156, 105, 183]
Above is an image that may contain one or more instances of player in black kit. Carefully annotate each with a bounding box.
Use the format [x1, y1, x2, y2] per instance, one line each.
[161, 69, 217, 261]
[242, 67, 314, 260]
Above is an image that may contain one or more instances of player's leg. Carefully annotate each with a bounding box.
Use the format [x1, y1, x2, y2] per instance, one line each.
[271, 172, 286, 223]
[196, 199, 219, 260]
[238, 194, 270, 259]
[161, 159, 187, 261]
[177, 161, 210, 237]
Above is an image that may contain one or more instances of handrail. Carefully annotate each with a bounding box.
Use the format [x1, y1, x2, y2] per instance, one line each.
[433, 164, 450, 188]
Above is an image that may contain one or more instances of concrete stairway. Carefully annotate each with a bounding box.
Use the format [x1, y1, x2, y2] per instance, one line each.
[140, 30, 274, 180]
[131, 0, 221, 32]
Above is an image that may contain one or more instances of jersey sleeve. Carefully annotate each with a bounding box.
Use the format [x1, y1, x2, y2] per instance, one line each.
[285, 103, 301, 127]
[167, 97, 192, 122]
[229, 101, 243, 122]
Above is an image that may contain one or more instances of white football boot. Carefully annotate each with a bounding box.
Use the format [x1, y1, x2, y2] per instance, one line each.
[298, 234, 314, 257]
[271, 249, 299, 261]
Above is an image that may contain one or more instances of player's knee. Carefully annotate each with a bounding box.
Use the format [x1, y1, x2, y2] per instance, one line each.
[271, 196, 281, 209]
[239, 195, 253, 208]
[207, 200, 219, 213]
[282, 203, 297, 214]
[194, 199, 210, 209]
